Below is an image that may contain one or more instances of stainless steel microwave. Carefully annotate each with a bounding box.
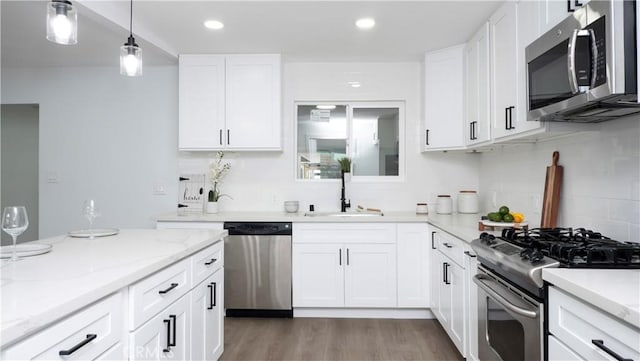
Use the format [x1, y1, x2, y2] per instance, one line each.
[526, 0, 639, 122]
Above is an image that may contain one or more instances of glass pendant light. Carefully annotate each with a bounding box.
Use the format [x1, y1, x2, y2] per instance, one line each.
[120, 0, 142, 77]
[46, 0, 78, 45]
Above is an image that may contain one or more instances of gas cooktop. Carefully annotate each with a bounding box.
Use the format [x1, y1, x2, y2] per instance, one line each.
[489, 227, 640, 268]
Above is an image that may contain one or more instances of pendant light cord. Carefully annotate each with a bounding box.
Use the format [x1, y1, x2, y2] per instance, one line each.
[129, 0, 133, 37]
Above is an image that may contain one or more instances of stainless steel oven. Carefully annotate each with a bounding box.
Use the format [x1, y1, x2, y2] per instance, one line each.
[474, 265, 543, 361]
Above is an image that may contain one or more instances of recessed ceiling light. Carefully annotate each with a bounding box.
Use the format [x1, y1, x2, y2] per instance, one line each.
[316, 105, 336, 110]
[348, 81, 362, 88]
[204, 20, 224, 30]
[355, 18, 375, 29]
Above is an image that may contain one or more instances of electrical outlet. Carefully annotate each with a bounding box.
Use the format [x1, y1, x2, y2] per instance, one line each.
[153, 184, 167, 195]
[531, 194, 541, 214]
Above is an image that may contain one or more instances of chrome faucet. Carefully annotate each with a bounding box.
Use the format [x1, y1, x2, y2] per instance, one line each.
[340, 172, 350, 212]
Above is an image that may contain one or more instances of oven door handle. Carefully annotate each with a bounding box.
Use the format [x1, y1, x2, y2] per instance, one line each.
[473, 274, 539, 319]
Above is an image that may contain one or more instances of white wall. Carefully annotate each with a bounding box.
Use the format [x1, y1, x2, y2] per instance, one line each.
[2, 66, 179, 237]
[479, 115, 640, 242]
[179, 62, 481, 213]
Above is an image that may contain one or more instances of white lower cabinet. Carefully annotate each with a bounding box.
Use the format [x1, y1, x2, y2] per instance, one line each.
[1, 291, 127, 361]
[191, 269, 224, 361]
[429, 226, 468, 357]
[548, 286, 640, 361]
[464, 248, 479, 361]
[129, 294, 191, 361]
[397, 223, 430, 308]
[292, 223, 397, 308]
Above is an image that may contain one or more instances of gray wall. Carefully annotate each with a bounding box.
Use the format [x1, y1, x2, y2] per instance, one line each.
[1, 104, 39, 244]
[2, 66, 179, 238]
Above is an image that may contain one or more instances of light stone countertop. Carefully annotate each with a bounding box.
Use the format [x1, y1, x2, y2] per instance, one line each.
[542, 268, 640, 329]
[0, 229, 226, 348]
[156, 211, 486, 243]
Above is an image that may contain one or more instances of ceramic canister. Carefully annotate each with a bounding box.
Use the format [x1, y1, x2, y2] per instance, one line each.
[436, 195, 452, 214]
[458, 190, 479, 214]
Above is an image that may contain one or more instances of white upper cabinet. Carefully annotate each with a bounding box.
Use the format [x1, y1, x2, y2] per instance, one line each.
[465, 23, 491, 146]
[538, 0, 590, 36]
[179, 54, 282, 151]
[490, 2, 519, 140]
[423, 45, 466, 151]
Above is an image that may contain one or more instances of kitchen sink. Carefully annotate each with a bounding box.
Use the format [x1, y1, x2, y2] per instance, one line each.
[304, 211, 383, 217]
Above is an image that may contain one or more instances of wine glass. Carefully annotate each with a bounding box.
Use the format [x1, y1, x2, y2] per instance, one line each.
[82, 200, 100, 239]
[2, 206, 29, 262]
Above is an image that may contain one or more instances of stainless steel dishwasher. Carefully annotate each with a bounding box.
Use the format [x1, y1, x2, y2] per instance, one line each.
[223, 222, 292, 317]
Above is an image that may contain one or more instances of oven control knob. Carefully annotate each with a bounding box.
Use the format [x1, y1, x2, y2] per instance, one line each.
[480, 232, 496, 245]
[530, 250, 545, 264]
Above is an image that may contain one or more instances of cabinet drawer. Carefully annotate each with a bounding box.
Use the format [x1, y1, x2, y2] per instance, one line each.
[293, 223, 396, 244]
[437, 231, 465, 268]
[191, 241, 224, 287]
[2, 291, 125, 361]
[549, 286, 640, 361]
[129, 257, 191, 330]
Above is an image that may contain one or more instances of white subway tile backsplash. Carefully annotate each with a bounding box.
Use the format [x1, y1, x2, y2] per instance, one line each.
[480, 115, 640, 243]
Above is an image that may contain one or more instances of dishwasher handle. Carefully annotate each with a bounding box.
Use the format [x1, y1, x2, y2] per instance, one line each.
[224, 222, 292, 236]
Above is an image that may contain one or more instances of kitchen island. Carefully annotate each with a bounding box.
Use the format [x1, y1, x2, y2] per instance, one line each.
[0, 229, 226, 360]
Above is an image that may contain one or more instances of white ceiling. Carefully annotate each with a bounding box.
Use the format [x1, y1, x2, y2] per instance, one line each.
[1, 0, 504, 68]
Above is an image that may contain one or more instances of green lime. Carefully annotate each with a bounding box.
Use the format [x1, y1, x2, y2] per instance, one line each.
[488, 212, 502, 222]
[499, 206, 510, 215]
[502, 213, 514, 222]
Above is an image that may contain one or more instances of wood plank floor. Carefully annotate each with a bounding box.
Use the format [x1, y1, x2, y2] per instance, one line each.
[220, 317, 464, 361]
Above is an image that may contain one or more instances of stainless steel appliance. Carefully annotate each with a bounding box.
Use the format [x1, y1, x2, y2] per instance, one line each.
[526, 0, 639, 122]
[471, 227, 640, 361]
[223, 222, 292, 317]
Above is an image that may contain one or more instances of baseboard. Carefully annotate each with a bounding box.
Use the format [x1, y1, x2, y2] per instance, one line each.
[293, 308, 434, 319]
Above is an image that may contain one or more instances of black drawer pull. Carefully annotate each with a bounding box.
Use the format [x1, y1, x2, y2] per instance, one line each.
[464, 251, 477, 258]
[591, 340, 633, 361]
[212, 282, 217, 307]
[204, 258, 217, 266]
[59, 334, 97, 356]
[158, 283, 179, 295]
[444, 263, 450, 285]
[442, 243, 453, 248]
[431, 231, 436, 249]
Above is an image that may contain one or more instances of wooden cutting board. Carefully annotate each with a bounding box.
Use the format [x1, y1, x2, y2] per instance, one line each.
[541, 151, 563, 228]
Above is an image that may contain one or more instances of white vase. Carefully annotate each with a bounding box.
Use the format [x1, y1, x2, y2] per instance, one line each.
[207, 201, 219, 214]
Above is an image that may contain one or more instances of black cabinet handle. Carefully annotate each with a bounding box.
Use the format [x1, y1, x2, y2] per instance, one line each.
[425, 129, 430, 146]
[339, 248, 342, 265]
[508, 106, 515, 130]
[591, 340, 632, 361]
[169, 314, 177, 347]
[473, 121, 478, 140]
[207, 282, 217, 309]
[444, 263, 450, 285]
[219, 129, 223, 145]
[58, 334, 97, 356]
[442, 243, 453, 249]
[505, 107, 509, 130]
[159, 283, 179, 295]
[431, 231, 436, 249]
[227, 129, 230, 145]
[163, 319, 171, 352]
[464, 251, 477, 258]
[346, 248, 350, 265]
[442, 262, 446, 284]
[204, 258, 217, 266]
[469, 122, 473, 141]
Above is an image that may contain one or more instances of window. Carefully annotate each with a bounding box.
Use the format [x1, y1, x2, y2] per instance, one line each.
[296, 102, 404, 180]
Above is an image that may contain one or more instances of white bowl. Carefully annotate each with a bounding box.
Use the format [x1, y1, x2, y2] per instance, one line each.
[284, 201, 299, 213]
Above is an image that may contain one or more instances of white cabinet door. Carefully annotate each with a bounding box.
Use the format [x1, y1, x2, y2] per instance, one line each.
[548, 335, 583, 361]
[465, 23, 491, 146]
[465, 249, 480, 361]
[430, 230, 443, 320]
[129, 295, 190, 361]
[344, 244, 397, 307]
[191, 269, 224, 361]
[423, 45, 466, 151]
[448, 260, 466, 355]
[490, 2, 519, 140]
[225, 55, 281, 150]
[397, 223, 430, 308]
[292, 243, 344, 307]
[437, 255, 451, 328]
[179, 55, 226, 150]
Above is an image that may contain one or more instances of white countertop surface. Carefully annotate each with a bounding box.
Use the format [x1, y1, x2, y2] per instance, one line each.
[0, 229, 226, 348]
[543, 268, 640, 329]
[156, 211, 486, 243]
